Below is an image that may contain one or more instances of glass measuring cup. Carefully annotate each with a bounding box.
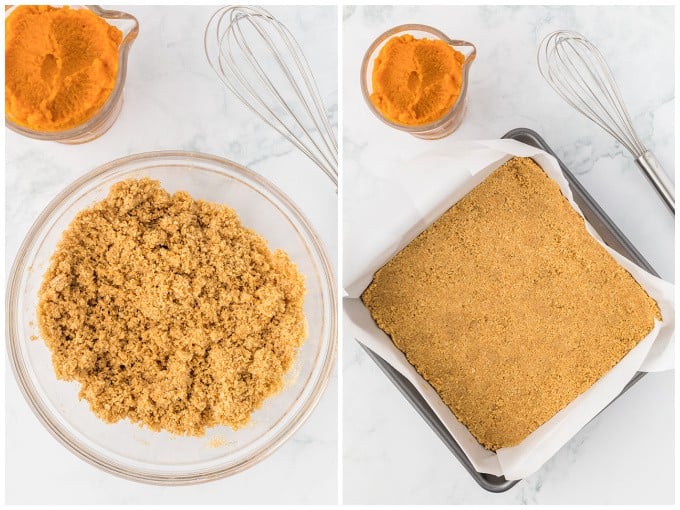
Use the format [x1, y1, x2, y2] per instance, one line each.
[361, 24, 476, 140]
[5, 5, 139, 144]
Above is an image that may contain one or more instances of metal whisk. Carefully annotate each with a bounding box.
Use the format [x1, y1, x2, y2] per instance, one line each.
[538, 30, 674, 213]
[205, 5, 338, 187]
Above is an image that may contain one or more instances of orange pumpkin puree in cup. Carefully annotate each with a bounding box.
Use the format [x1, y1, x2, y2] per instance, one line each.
[5, 5, 122, 132]
[370, 34, 465, 126]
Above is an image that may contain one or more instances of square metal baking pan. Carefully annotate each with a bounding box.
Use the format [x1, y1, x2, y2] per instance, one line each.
[358, 127, 657, 493]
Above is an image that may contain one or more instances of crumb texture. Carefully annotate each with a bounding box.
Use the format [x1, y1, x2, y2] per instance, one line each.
[37, 178, 306, 436]
[362, 157, 660, 450]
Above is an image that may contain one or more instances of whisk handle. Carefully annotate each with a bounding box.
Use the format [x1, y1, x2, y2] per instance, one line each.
[635, 151, 675, 214]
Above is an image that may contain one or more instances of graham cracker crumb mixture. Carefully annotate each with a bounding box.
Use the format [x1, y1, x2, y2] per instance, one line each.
[362, 157, 660, 451]
[37, 178, 306, 436]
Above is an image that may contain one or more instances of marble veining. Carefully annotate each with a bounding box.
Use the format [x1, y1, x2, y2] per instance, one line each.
[5, 5, 337, 505]
[343, 5, 673, 505]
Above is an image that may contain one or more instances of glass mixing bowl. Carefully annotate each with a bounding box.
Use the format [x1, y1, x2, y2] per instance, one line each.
[4, 5, 139, 144]
[361, 24, 476, 140]
[6, 151, 337, 484]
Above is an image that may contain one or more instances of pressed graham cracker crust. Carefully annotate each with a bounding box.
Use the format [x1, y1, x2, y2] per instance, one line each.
[37, 178, 306, 436]
[362, 157, 660, 451]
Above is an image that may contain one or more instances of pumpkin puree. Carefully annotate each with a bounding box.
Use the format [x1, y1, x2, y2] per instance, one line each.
[370, 35, 465, 126]
[5, 5, 122, 131]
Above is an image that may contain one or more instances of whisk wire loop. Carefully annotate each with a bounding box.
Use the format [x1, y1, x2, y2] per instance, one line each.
[538, 30, 673, 212]
[541, 32, 644, 156]
[205, 5, 338, 186]
[229, 15, 333, 169]
[219, 11, 327, 168]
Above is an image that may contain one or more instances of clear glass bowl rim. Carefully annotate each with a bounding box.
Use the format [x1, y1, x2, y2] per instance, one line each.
[360, 23, 476, 133]
[5, 150, 338, 485]
[4, 5, 139, 141]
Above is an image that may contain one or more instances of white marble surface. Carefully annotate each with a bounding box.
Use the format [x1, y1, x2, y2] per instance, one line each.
[343, 5, 674, 505]
[5, 5, 337, 505]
